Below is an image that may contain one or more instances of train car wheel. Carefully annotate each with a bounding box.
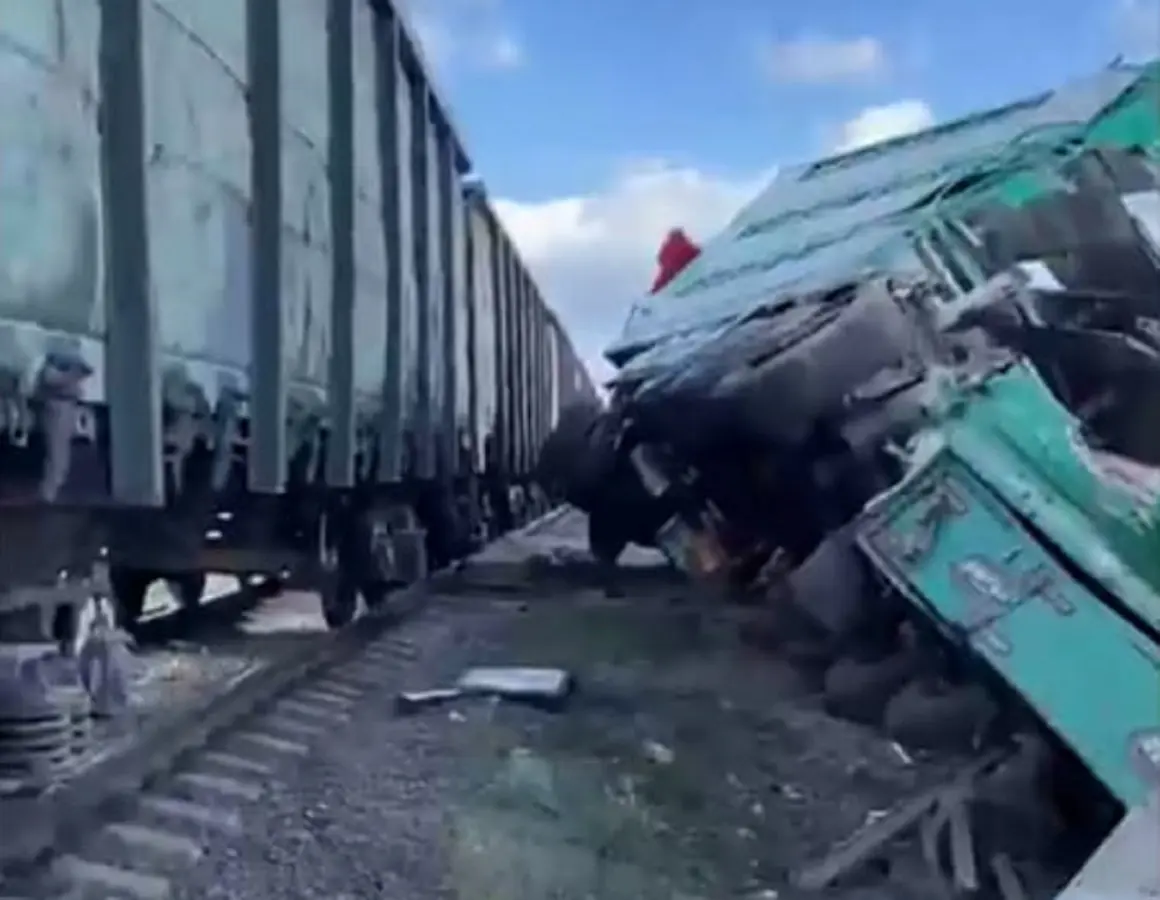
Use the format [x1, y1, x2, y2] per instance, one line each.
[321, 568, 359, 629]
[318, 514, 358, 630]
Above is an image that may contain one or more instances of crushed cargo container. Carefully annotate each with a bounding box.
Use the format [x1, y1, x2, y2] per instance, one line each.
[539, 58, 1160, 896]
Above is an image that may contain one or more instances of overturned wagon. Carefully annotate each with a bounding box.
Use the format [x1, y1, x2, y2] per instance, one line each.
[0, 0, 593, 648]
[549, 61, 1160, 893]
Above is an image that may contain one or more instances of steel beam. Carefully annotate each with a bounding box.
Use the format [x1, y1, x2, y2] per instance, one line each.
[325, 0, 356, 488]
[436, 131, 458, 477]
[408, 80, 434, 479]
[100, 0, 164, 506]
[373, 13, 405, 483]
[246, 0, 286, 493]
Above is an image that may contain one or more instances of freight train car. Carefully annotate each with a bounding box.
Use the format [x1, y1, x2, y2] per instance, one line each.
[461, 183, 587, 537]
[0, 0, 594, 646]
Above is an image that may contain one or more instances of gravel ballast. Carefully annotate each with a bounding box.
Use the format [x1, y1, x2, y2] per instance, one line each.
[167, 582, 975, 899]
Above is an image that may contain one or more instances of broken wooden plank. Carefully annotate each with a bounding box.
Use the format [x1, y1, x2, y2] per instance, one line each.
[990, 853, 1029, 900]
[946, 794, 978, 892]
[793, 748, 1007, 892]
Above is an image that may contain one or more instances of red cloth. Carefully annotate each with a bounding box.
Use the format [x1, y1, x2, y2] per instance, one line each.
[650, 228, 701, 294]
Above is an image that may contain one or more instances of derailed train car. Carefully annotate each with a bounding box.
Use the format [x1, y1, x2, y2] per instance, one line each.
[0, 0, 591, 645]
[555, 60, 1160, 891]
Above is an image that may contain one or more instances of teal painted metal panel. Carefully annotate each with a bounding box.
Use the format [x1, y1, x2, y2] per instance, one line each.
[858, 449, 1160, 806]
[944, 366, 1160, 633]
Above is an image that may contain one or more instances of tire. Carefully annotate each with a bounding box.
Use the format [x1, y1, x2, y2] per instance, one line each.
[108, 567, 154, 631]
[318, 510, 401, 629]
[823, 652, 919, 725]
[883, 680, 998, 753]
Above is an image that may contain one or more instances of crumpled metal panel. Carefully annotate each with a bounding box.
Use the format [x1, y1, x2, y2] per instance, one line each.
[612, 65, 1149, 360]
[142, 3, 252, 395]
[0, 3, 103, 391]
[278, 0, 331, 398]
[352, 3, 387, 404]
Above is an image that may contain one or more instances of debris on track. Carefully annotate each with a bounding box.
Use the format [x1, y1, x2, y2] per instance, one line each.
[157, 511, 1078, 900]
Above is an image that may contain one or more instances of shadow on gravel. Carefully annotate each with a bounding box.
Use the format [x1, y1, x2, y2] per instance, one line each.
[438, 591, 953, 900]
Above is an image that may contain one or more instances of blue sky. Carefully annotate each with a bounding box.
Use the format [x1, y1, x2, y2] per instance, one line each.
[405, 0, 1158, 377]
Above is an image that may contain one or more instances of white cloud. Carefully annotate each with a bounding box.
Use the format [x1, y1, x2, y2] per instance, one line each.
[400, 0, 524, 72]
[761, 34, 888, 85]
[494, 162, 771, 385]
[480, 31, 523, 69]
[831, 99, 936, 153]
[1114, 0, 1160, 60]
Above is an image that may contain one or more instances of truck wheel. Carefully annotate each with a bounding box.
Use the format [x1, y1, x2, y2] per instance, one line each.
[108, 566, 154, 633]
[823, 652, 919, 726]
[884, 680, 999, 753]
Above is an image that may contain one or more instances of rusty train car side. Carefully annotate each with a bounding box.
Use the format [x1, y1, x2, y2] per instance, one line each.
[0, 0, 593, 642]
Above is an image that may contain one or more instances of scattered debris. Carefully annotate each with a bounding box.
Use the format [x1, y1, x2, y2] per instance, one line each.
[990, 853, 1029, 900]
[792, 747, 1008, 892]
[641, 739, 675, 765]
[394, 666, 574, 716]
[780, 784, 805, 801]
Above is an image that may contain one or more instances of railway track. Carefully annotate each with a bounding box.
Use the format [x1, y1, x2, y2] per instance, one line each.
[0, 512, 567, 900]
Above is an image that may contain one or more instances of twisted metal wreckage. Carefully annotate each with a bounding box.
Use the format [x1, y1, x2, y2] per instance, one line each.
[537, 60, 1160, 896]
